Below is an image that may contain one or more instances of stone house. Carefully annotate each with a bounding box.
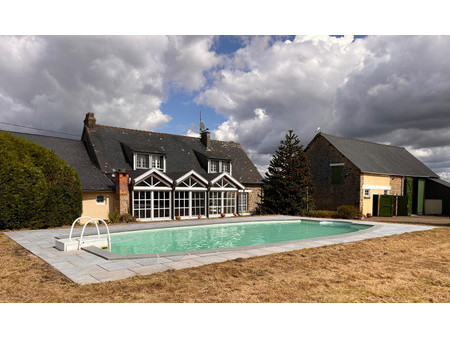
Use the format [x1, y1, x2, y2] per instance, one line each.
[5, 112, 262, 221]
[305, 133, 449, 216]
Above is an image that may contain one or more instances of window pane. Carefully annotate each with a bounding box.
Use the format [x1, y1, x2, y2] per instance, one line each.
[136, 154, 149, 168]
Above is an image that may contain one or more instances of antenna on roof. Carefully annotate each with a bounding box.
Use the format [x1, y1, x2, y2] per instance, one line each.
[200, 110, 208, 132]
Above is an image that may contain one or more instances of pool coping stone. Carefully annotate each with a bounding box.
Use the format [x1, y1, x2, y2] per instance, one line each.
[4, 215, 435, 284]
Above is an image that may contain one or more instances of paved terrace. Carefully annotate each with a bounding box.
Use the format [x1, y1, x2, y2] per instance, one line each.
[4, 216, 435, 284]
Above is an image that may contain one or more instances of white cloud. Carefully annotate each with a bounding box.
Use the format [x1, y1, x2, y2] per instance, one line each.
[212, 119, 238, 141]
[197, 35, 450, 179]
[185, 129, 200, 138]
[197, 35, 366, 156]
[0, 36, 220, 134]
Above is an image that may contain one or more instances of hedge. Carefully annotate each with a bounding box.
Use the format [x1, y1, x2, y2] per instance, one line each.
[0, 132, 82, 229]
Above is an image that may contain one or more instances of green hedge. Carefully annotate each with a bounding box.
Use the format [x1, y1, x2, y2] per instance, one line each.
[0, 132, 82, 229]
[307, 205, 361, 220]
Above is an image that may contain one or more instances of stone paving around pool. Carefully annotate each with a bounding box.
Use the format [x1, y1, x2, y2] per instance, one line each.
[4, 215, 435, 284]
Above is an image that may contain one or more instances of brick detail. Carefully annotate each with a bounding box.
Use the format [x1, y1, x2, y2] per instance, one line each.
[115, 171, 130, 215]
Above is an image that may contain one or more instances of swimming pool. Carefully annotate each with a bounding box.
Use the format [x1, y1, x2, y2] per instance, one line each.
[108, 219, 371, 255]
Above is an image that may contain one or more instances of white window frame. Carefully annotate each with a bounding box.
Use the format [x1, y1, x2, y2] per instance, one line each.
[134, 153, 166, 172]
[96, 195, 106, 205]
[135, 153, 150, 169]
[364, 189, 370, 198]
[208, 159, 232, 174]
[132, 190, 172, 221]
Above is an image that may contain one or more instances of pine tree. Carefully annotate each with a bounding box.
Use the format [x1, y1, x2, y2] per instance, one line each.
[260, 130, 314, 215]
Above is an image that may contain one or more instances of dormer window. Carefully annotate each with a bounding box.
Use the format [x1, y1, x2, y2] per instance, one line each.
[210, 160, 219, 173]
[222, 161, 230, 173]
[134, 153, 165, 171]
[136, 154, 150, 169]
[152, 155, 164, 170]
[208, 159, 231, 174]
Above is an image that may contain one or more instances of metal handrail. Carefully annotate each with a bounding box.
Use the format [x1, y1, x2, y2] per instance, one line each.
[78, 218, 111, 250]
[69, 216, 100, 240]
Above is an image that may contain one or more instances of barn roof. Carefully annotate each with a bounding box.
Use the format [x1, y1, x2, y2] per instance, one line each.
[309, 133, 439, 178]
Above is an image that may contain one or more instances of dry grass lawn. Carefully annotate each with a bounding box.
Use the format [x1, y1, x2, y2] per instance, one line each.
[0, 226, 449, 303]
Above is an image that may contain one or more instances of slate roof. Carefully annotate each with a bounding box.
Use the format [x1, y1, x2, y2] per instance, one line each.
[4, 131, 115, 192]
[85, 124, 262, 184]
[429, 178, 450, 188]
[315, 133, 439, 178]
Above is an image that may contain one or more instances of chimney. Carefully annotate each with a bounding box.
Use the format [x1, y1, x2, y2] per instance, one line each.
[114, 169, 130, 215]
[84, 112, 96, 128]
[200, 130, 211, 148]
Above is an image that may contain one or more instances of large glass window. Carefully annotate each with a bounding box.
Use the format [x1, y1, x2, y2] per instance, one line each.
[133, 190, 170, 220]
[223, 191, 236, 214]
[238, 192, 248, 213]
[192, 191, 206, 216]
[133, 191, 152, 219]
[174, 191, 190, 217]
[153, 191, 170, 218]
[209, 191, 222, 215]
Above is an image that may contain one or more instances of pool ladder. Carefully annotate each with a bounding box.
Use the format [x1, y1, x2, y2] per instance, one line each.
[69, 216, 111, 250]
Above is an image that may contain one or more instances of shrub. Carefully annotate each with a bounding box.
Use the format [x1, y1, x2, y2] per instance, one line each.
[0, 132, 82, 229]
[119, 213, 134, 223]
[306, 210, 338, 219]
[108, 210, 121, 223]
[336, 205, 360, 219]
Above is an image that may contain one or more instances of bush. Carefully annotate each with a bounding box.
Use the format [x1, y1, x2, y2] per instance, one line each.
[306, 210, 338, 219]
[0, 132, 82, 229]
[119, 213, 134, 223]
[108, 210, 120, 223]
[336, 205, 360, 219]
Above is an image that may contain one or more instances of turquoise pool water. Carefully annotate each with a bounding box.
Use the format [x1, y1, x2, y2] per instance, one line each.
[109, 220, 370, 255]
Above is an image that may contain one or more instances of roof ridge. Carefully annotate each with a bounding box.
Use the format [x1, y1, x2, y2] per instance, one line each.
[1, 129, 81, 142]
[95, 124, 241, 146]
[321, 132, 405, 150]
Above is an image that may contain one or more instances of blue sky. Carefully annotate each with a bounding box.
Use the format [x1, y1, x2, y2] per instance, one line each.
[160, 36, 298, 136]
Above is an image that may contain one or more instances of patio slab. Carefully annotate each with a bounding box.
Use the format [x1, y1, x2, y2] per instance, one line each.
[3, 215, 436, 284]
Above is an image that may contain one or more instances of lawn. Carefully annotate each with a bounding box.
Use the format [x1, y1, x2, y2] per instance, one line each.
[0, 226, 449, 302]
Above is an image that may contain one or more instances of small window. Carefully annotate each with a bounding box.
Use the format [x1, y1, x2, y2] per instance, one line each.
[96, 195, 106, 205]
[384, 190, 388, 195]
[136, 154, 149, 169]
[222, 161, 231, 173]
[210, 160, 219, 173]
[152, 155, 164, 170]
[331, 165, 343, 185]
[364, 189, 370, 198]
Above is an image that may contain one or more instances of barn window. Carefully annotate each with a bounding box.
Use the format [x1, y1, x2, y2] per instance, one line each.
[330, 164, 344, 185]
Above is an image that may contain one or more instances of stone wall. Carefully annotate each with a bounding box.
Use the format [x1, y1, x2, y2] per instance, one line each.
[305, 134, 361, 211]
[245, 184, 262, 213]
[391, 176, 403, 195]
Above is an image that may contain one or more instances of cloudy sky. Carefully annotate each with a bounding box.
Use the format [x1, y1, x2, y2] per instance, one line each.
[0, 35, 449, 180]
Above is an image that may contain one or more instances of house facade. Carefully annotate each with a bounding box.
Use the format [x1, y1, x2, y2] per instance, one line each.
[305, 133, 449, 216]
[7, 112, 262, 221]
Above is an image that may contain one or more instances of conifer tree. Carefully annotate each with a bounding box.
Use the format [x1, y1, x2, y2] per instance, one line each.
[260, 130, 314, 215]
